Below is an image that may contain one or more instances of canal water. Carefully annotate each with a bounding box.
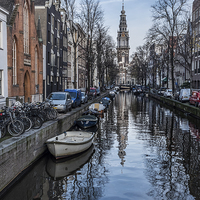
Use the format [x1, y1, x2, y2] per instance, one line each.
[1, 91, 200, 200]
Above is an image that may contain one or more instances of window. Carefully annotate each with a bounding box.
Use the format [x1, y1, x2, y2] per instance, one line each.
[12, 38, 17, 85]
[51, 33, 54, 49]
[195, 60, 198, 74]
[0, 21, 2, 49]
[57, 21, 60, 38]
[0, 71, 2, 95]
[51, 15, 54, 33]
[51, 53, 55, 66]
[57, 56, 59, 68]
[199, 60, 200, 73]
[48, 52, 50, 64]
[35, 48, 38, 86]
[23, 1, 29, 54]
[47, 75, 49, 85]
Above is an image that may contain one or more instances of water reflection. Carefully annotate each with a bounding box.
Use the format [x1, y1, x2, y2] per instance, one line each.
[2, 92, 200, 199]
[46, 145, 95, 180]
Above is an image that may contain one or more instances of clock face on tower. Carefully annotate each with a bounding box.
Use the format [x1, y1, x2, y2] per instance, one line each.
[122, 32, 125, 37]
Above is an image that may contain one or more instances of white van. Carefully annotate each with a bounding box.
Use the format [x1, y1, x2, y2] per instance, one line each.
[178, 88, 191, 102]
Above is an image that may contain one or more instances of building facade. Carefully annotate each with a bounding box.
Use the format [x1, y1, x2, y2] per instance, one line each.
[35, 0, 63, 99]
[192, 0, 200, 89]
[0, 6, 8, 107]
[0, 0, 43, 104]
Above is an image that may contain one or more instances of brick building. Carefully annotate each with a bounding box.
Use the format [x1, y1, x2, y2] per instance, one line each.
[0, 0, 43, 103]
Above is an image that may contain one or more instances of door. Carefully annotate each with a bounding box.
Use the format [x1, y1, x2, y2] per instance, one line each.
[24, 71, 31, 103]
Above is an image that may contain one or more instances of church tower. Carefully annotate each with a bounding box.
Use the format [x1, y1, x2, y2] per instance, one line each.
[116, 0, 130, 85]
[117, 0, 130, 65]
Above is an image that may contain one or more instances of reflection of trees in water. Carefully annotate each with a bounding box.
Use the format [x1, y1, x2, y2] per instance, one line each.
[134, 96, 197, 199]
[47, 148, 109, 199]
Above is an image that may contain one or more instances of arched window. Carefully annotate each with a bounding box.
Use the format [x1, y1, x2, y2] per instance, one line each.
[23, 1, 29, 54]
[12, 38, 17, 85]
[35, 47, 38, 86]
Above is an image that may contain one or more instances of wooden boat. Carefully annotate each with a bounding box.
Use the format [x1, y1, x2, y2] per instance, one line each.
[46, 131, 95, 159]
[76, 115, 98, 129]
[46, 145, 94, 180]
[89, 103, 106, 114]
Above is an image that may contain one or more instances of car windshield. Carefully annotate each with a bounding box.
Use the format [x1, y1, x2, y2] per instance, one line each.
[182, 90, 189, 95]
[90, 89, 95, 93]
[68, 92, 76, 98]
[48, 93, 65, 100]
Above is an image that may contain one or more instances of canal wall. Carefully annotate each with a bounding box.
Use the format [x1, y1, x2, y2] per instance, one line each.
[0, 93, 108, 193]
[149, 93, 200, 119]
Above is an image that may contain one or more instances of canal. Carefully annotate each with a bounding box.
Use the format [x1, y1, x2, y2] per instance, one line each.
[1, 91, 200, 200]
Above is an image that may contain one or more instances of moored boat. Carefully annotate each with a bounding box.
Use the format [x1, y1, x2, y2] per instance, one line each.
[76, 115, 98, 129]
[89, 103, 106, 114]
[46, 145, 95, 180]
[46, 131, 95, 159]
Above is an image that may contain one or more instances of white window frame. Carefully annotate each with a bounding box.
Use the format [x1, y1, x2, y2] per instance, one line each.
[23, 1, 29, 54]
[12, 38, 17, 85]
[35, 47, 38, 86]
[0, 70, 2, 95]
[0, 21, 2, 49]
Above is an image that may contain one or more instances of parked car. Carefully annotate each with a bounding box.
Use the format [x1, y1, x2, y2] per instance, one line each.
[178, 88, 191, 102]
[45, 92, 72, 113]
[189, 91, 200, 107]
[64, 89, 81, 108]
[164, 89, 173, 98]
[88, 87, 97, 99]
[81, 92, 88, 104]
[158, 87, 167, 96]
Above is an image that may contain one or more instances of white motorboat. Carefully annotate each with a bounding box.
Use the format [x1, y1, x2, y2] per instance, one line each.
[46, 131, 95, 159]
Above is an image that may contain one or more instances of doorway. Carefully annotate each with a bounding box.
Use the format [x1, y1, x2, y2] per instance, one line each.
[24, 71, 31, 103]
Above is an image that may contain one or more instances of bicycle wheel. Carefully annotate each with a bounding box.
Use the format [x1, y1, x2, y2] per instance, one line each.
[19, 116, 32, 132]
[50, 108, 58, 119]
[0, 125, 7, 138]
[46, 108, 57, 120]
[31, 116, 43, 129]
[8, 120, 24, 136]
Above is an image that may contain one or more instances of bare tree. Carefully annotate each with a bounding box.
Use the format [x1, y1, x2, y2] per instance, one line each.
[78, 0, 103, 92]
[148, 0, 188, 93]
[64, 0, 81, 89]
[175, 18, 194, 90]
[95, 23, 108, 90]
[103, 36, 118, 87]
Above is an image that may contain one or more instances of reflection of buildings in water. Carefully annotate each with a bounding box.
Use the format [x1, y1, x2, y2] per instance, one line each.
[189, 122, 200, 141]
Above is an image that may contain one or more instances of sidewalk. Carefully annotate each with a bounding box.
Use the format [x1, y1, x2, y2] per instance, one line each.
[0, 91, 108, 193]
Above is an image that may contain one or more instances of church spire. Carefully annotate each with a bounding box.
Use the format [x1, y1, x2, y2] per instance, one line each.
[121, 0, 125, 14]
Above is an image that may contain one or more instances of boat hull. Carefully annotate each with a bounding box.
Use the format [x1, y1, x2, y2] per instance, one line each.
[46, 131, 95, 159]
[76, 120, 97, 129]
[46, 145, 95, 180]
[76, 115, 98, 129]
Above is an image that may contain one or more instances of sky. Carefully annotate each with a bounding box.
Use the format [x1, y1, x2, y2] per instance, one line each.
[99, 0, 194, 56]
